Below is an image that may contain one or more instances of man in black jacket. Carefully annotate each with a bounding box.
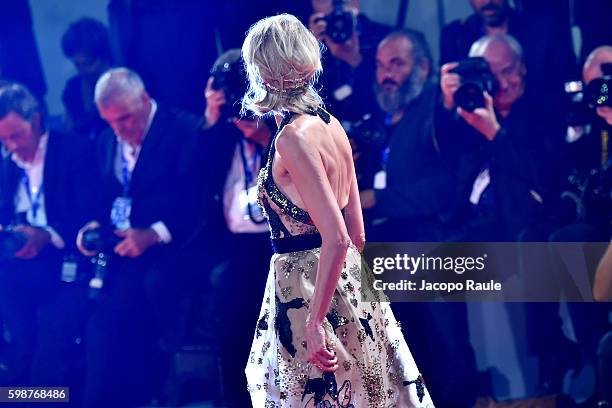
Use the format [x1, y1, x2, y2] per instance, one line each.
[438, 34, 580, 394]
[438, 33, 566, 241]
[358, 31, 481, 407]
[440, 0, 576, 104]
[0, 83, 95, 395]
[78, 67, 202, 408]
[358, 29, 456, 242]
[308, 0, 390, 122]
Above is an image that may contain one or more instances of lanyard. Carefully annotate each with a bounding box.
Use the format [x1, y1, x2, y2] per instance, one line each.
[381, 114, 395, 169]
[120, 146, 131, 197]
[238, 138, 259, 187]
[238, 138, 266, 225]
[22, 172, 44, 219]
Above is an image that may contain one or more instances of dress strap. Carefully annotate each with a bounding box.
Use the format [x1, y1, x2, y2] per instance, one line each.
[277, 112, 297, 134]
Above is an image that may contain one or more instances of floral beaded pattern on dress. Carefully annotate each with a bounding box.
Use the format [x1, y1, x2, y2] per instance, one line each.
[246, 246, 434, 407]
[246, 107, 435, 407]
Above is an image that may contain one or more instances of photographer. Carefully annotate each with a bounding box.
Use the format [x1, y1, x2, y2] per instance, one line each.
[0, 83, 96, 395]
[199, 49, 273, 408]
[437, 33, 566, 241]
[308, 0, 390, 121]
[356, 31, 481, 406]
[439, 35, 582, 394]
[358, 30, 455, 242]
[547, 49, 612, 401]
[77, 68, 202, 408]
[440, 0, 577, 104]
[556, 46, 612, 239]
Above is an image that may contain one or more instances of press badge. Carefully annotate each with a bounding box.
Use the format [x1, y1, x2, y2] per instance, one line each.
[239, 185, 264, 221]
[110, 196, 132, 230]
[333, 84, 353, 101]
[61, 256, 78, 283]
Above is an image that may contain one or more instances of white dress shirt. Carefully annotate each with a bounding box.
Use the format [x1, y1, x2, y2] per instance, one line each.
[12, 132, 65, 249]
[223, 139, 268, 234]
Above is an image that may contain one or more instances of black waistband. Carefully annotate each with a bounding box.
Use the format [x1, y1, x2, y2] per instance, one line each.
[271, 233, 322, 254]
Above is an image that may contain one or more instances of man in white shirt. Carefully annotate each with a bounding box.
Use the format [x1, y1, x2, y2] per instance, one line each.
[0, 83, 96, 394]
[201, 49, 275, 407]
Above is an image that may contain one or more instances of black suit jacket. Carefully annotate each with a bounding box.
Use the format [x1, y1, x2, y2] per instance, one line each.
[374, 82, 456, 221]
[0, 129, 97, 252]
[435, 94, 567, 240]
[93, 104, 202, 247]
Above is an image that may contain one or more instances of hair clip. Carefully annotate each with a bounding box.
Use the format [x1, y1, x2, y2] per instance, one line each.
[264, 73, 311, 95]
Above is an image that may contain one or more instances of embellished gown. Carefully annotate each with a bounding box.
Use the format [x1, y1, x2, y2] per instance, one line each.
[246, 107, 435, 408]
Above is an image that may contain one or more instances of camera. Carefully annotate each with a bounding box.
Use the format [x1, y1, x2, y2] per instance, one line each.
[348, 113, 387, 149]
[346, 113, 389, 190]
[0, 230, 27, 261]
[81, 225, 122, 254]
[564, 63, 612, 127]
[584, 63, 611, 109]
[450, 57, 499, 112]
[562, 162, 612, 226]
[315, 0, 354, 44]
[210, 53, 247, 119]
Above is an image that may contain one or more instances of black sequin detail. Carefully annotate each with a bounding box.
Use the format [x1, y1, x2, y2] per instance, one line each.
[275, 295, 305, 358]
[256, 309, 269, 339]
[261, 112, 314, 227]
[326, 309, 349, 333]
[263, 174, 313, 226]
[403, 374, 426, 403]
[359, 313, 375, 341]
[301, 372, 338, 403]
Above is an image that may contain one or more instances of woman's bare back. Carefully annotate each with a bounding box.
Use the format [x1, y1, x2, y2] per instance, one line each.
[272, 113, 354, 212]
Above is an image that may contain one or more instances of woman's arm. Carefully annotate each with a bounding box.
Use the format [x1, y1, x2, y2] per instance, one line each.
[276, 124, 349, 372]
[345, 165, 366, 252]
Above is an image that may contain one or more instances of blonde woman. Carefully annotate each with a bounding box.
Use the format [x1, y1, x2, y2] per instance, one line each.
[242, 14, 435, 407]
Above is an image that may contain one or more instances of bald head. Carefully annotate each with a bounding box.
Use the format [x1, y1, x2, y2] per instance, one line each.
[468, 34, 525, 112]
[583, 46, 612, 84]
[469, 33, 523, 63]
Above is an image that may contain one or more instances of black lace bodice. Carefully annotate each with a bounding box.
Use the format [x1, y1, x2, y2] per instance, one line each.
[256, 107, 331, 239]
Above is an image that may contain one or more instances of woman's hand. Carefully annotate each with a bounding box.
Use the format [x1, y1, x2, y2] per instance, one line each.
[305, 318, 338, 373]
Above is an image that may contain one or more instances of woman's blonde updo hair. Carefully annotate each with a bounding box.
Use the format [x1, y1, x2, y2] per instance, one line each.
[241, 14, 323, 117]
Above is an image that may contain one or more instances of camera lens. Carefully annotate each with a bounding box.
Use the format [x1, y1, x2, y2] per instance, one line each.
[455, 82, 485, 112]
[585, 77, 611, 109]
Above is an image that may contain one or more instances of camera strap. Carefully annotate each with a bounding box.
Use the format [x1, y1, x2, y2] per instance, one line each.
[21, 172, 44, 219]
